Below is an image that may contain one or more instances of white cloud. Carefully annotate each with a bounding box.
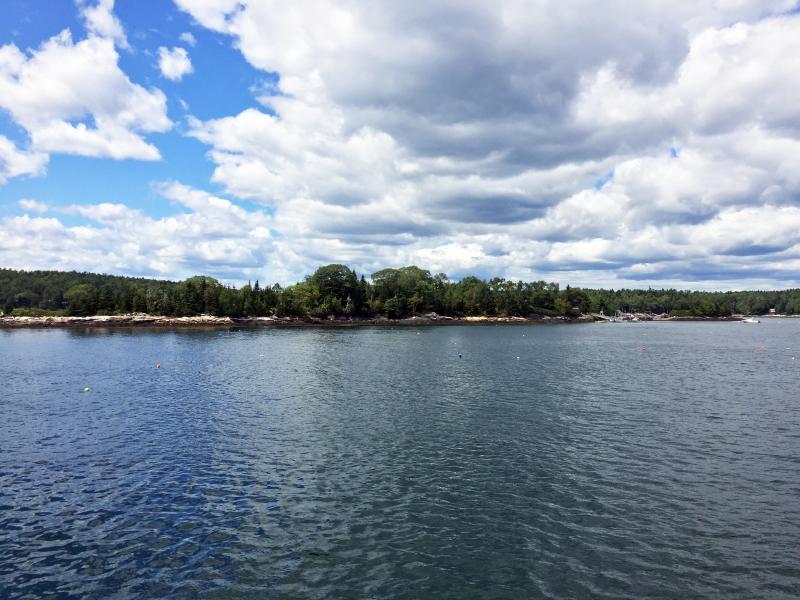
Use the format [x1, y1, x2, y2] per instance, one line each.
[573, 18, 800, 138]
[158, 46, 193, 81]
[179, 32, 197, 46]
[17, 199, 50, 213]
[0, 29, 170, 162]
[166, 1, 800, 287]
[0, 183, 277, 282]
[0, 135, 48, 184]
[5, 1, 800, 289]
[79, 0, 129, 49]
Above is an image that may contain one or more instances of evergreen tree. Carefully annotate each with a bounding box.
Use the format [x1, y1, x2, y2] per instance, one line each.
[203, 285, 219, 315]
[64, 284, 98, 316]
[97, 286, 115, 313]
[132, 287, 148, 313]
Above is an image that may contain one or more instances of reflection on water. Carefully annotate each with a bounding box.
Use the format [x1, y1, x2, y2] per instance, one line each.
[1, 322, 800, 598]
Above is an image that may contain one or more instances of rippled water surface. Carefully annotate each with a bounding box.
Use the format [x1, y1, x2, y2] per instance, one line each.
[2, 321, 800, 598]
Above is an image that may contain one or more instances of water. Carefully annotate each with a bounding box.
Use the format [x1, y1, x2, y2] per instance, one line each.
[1, 321, 799, 599]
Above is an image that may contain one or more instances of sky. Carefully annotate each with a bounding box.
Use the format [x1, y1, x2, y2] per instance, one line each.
[1, 0, 800, 289]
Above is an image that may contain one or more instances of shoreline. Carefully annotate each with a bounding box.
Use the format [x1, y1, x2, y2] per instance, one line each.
[0, 314, 594, 329]
[0, 313, 772, 329]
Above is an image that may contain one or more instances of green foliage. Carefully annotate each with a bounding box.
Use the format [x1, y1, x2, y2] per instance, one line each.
[218, 287, 243, 317]
[64, 284, 98, 316]
[382, 296, 405, 319]
[8, 307, 67, 317]
[276, 283, 311, 317]
[97, 285, 115, 313]
[306, 265, 366, 316]
[2, 266, 798, 320]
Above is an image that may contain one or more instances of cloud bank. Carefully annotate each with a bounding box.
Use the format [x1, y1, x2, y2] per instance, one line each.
[2, 182, 279, 281]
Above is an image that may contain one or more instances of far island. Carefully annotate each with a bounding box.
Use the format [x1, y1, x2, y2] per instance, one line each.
[1, 265, 797, 328]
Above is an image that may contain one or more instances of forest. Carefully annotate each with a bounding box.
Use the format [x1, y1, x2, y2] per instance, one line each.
[2, 265, 800, 318]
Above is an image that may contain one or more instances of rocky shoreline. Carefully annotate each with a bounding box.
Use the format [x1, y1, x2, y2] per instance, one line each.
[0, 313, 769, 329]
[0, 313, 600, 329]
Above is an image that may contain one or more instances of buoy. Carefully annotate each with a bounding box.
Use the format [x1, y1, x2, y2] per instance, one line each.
[156, 363, 161, 369]
[83, 387, 91, 393]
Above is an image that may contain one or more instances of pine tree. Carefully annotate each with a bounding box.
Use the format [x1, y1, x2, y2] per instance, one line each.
[97, 286, 114, 313]
[132, 288, 148, 313]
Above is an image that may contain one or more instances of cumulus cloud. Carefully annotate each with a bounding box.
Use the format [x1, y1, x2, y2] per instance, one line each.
[0, 29, 170, 161]
[166, 1, 800, 286]
[573, 17, 800, 139]
[79, 0, 129, 49]
[0, 135, 48, 185]
[175, 0, 796, 160]
[158, 46, 193, 81]
[4, 1, 800, 289]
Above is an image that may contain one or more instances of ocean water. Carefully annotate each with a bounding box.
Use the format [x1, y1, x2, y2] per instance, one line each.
[1, 321, 799, 599]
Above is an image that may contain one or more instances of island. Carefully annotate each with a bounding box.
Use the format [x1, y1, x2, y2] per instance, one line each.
[2, 265, 798, 328]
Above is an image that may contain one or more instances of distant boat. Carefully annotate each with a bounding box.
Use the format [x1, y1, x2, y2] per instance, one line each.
[597, 310, 622, 323]
[741, 317, 760, 324]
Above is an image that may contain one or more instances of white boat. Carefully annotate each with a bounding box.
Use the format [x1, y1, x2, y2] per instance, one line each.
[608, 310, 624, 323]
[741, 317, 760, 324]
[597, 310, 622, 323]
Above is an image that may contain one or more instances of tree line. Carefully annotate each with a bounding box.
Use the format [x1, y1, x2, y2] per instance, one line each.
[2, 265, 800, 318]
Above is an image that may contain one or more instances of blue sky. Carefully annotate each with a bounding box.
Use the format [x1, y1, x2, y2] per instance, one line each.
[1, 0, 800, 288]
[0, 0, 257, 214]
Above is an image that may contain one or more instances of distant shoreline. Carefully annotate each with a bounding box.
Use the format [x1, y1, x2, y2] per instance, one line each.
[1, 313, 783, 329]
[0, 314, 592, 329]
